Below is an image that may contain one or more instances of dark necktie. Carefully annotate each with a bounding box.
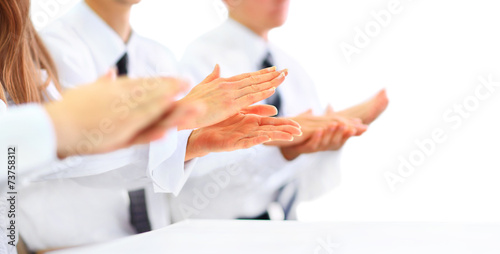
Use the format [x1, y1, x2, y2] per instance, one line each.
[128, 189, 152, 233]
[118, 53, 152, 233]
[263, 52, 298, 220]
[116, 53, 129, 76]
[261, 52, 282, 116]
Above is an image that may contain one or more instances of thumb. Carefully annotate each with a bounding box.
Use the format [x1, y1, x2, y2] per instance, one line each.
[241, 105, 277, 117]
[299, 109, 314, 116]
[200, 64, 221, 84]
[326, 104, 334, 115]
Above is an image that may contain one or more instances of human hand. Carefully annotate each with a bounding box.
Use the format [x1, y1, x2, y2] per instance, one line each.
[44, 72, 197, 158]
[177, 64, 288, 130]
[267, 106, 368, 160]
[185, 105, 302, 161]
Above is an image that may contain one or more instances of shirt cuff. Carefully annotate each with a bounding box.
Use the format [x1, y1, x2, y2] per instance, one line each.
[150, 130, 197, 195]
[0, 104, 57, 183]
[11, 104, 56, 170]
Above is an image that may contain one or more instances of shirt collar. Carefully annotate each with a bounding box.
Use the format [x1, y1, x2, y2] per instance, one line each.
[223, 18, 270, 70]
[66, 1, 132, 71]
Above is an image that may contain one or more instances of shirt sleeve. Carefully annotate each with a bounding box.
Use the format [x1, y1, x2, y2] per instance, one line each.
[0, 104, 57, 187]
[150, 130, 197, 195]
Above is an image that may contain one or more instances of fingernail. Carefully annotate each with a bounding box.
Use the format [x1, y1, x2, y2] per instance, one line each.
[267, 66, 277, 72]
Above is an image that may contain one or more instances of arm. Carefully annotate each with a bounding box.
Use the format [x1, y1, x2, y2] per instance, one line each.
[0, 75, 195, 184]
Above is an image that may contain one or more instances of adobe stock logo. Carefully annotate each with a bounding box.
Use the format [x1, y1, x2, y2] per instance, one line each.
[212, 0, 243, 20]
[314, 235, 341, 254]
[340, 0, 417, 63]
[384, 74, 499, 192]
[31, 0, 74, 30]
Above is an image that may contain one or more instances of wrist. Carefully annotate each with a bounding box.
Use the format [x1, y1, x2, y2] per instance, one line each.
[185, 129, 209, 161]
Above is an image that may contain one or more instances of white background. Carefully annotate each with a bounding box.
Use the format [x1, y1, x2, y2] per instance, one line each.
[31, 0, 500, 222]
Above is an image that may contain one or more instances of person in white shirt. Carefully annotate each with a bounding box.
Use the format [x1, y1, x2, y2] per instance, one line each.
[0, 72, 198, 186]
[0, 75, 198, 254]
[170, 0, 389, 221]
[15, 0, 301, 252]
[0, 4, 204, 252]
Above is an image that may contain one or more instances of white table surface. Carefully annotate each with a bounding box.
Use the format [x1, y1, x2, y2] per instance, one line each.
[50, 220, 500, 254]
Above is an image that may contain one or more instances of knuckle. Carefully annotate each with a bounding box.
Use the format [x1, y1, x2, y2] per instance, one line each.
[249, 75, 259, 83]
[245, 94, 256, 101]
[218, 82, 229, 89]
[250, 84, 260, 92]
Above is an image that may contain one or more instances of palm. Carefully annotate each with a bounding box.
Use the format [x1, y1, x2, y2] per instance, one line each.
[178, 65, 287, 130]
[191, 113, 301, 156]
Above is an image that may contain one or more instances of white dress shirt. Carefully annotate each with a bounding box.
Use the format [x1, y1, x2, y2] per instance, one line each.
[0, 103, 56, 184]
[16, 2, 195, 251]
[169, 19, 342, 221]
[0, 102, 57, 254]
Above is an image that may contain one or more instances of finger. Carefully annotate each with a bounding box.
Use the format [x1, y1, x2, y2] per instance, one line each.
[240, 105, 277, 117]
[259, 117, 301, 129]
[247, 131, 294, 142]
[266, 131, 295, 141]
[326, 104, 334, 115]
[302, 129, 323, 152]
[253, 125, 302, 136]
[320, 124, 337, 149]
[131, 102, 205, 143]
[128, 94, 176, 128]
[235, 87, 276, 109]
[225, 66, 277, 82]
[233, 69, 286, 89]
[97, 68, 118, 83]
[329, 124, 346, 148]
[159, 102, 206, 130]
[134, 77, 189, 103]
[200, 64, 221, 84]
[236, 136, 272, 149]
[264, 140, 298, 147]
[236, 72, 286, 98]
[129, 127, 170, 145]
[299, 109, 314, 116]
[350, 117, 363, 124]
[336, 128, 356, 149]
[353, 124, 368, 136]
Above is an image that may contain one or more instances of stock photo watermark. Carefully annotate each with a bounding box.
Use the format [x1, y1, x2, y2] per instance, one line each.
[384, 74, 499, 192]
[47, 76, 169, 178]
[212, 0, 243, 20]
[314, 235, 341, 254]
[2, 147, 18, 248]
[178, 163, 244, 219]
[31, 0, 75, 30]
[340, 0, 418, 63]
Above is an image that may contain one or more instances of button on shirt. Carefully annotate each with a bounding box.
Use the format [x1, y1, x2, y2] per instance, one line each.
[169, 19, 342, 221]
[17, 2, 196, 251]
